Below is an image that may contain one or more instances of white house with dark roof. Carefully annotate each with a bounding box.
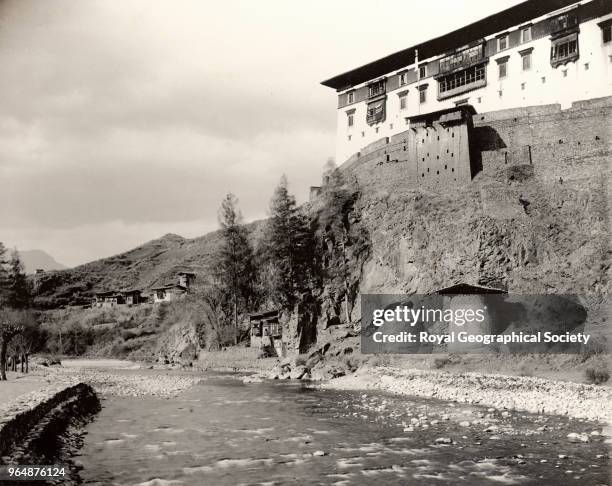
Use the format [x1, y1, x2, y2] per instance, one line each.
[322, 0, 612, 164]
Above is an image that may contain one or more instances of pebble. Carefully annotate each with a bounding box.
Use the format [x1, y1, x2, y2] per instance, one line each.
[567, 432, 589, 443]
[435, 437, 452, 444]
[459, 421, 470, 427]
[313, 450, 326, 456]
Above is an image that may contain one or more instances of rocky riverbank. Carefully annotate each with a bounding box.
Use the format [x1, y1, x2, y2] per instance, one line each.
[43, 366, 202, 398]
[320, 365, 612, 422]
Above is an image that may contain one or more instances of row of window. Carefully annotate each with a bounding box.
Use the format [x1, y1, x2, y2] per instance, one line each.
[497, 25, 532, 53]
[347, 57, 595, 130]
[439, 64, 486, 93]
[497, 49, 532, 79]
[345, 16, 612, 107]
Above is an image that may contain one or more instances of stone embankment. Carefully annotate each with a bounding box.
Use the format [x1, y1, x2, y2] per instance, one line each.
[321, 365, 612, 422]
[0, 383, 100, 484]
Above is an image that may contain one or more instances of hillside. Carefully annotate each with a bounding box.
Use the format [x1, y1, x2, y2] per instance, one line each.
[31, 232, 223, 308]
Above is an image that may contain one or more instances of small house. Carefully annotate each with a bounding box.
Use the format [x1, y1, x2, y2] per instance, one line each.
[121, 289, 143, 306]
[249, 309, 285, 357]
[150, 271, 196, 303]
[150, 284, 188, 303]
[178, 271, 196, 289]
[93, 291, 125, 308]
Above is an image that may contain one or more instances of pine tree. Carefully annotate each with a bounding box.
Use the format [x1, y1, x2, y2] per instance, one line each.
[0, 242, 10, 306]
[216, 193, 256, 344]
[263, 175, 315, 307]
[7, 250, 31, 309]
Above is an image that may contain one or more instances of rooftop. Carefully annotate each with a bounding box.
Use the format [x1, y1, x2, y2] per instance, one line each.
[321, 0, 580, 91]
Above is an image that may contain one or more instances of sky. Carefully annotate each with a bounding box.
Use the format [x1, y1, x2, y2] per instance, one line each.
[0, 0, 523, 267]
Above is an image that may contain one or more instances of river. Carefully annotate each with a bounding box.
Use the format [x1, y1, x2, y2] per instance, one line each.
[76, 372, 608, 486]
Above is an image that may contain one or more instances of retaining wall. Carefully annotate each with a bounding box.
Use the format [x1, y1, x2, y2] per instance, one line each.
[0, 383, 100, 470]
[339, 96, 612, 194]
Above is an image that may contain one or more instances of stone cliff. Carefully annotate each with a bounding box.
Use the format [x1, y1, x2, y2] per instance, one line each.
[315, 97, 610, 351]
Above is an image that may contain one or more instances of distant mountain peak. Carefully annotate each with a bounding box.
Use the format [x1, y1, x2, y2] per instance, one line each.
[19, 249, 67, 274]
[159, 233, 186, 241]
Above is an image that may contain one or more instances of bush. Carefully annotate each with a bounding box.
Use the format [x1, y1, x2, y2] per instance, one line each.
[585, 366, 609, 385]
[518, 361, 534, 377]
[433, 357, 451, 369]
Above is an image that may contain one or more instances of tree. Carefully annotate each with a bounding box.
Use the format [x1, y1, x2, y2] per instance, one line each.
[261, 175, 315, 307]
[0, 242, 10, 306]
[6, 250, 31, 309]
[215, 193, 256, 344]
[0, 310, 25, 380]
[0, 245, 34, 379]
[10, 311, 41, 373]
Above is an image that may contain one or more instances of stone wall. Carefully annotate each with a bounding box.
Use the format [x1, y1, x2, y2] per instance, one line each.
[340, 96, 612, 197]
[473, 96, 612, 179]
[0, 383, 100, 468]
[341, 110, 474, 193]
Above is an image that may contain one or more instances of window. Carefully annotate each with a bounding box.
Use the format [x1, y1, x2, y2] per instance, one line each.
[399, 71, 408, 86]
[477, 97, 482, 103]
[498, 34, 508, 51]
[366, 99, 386, 125]
[551, 33, 579, 67]
[498, 90, 503, 98]
[584, 62, 589, 70]
[347, 91, 354, 104]
[562, 69, 568, 77]
[521, 26, 532, 43]
[399, 93, 407, 110]
[520, 48, 533, 71]
[521, 82, 526, 90]
[347, 113, 354, 127]
[347, 135, 351, 141]
[419, 86, 427, 104]
[498, 59, 508, 78]
[438, 43, 485, 74]
[601, 20, 612, 43]
[541, 76, 546, 83]
[438, 63, 486, 96]
[551, 12, 578, 35]
[368, 80, 385, 98]
[419, 64, 427, 79]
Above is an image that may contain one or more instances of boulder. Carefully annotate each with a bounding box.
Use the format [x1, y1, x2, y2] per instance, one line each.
[567, 433, 589, 443]
[290, 366, 310, 380]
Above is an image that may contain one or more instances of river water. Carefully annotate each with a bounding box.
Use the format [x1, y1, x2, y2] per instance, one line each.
[77, 373, 608, 486]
